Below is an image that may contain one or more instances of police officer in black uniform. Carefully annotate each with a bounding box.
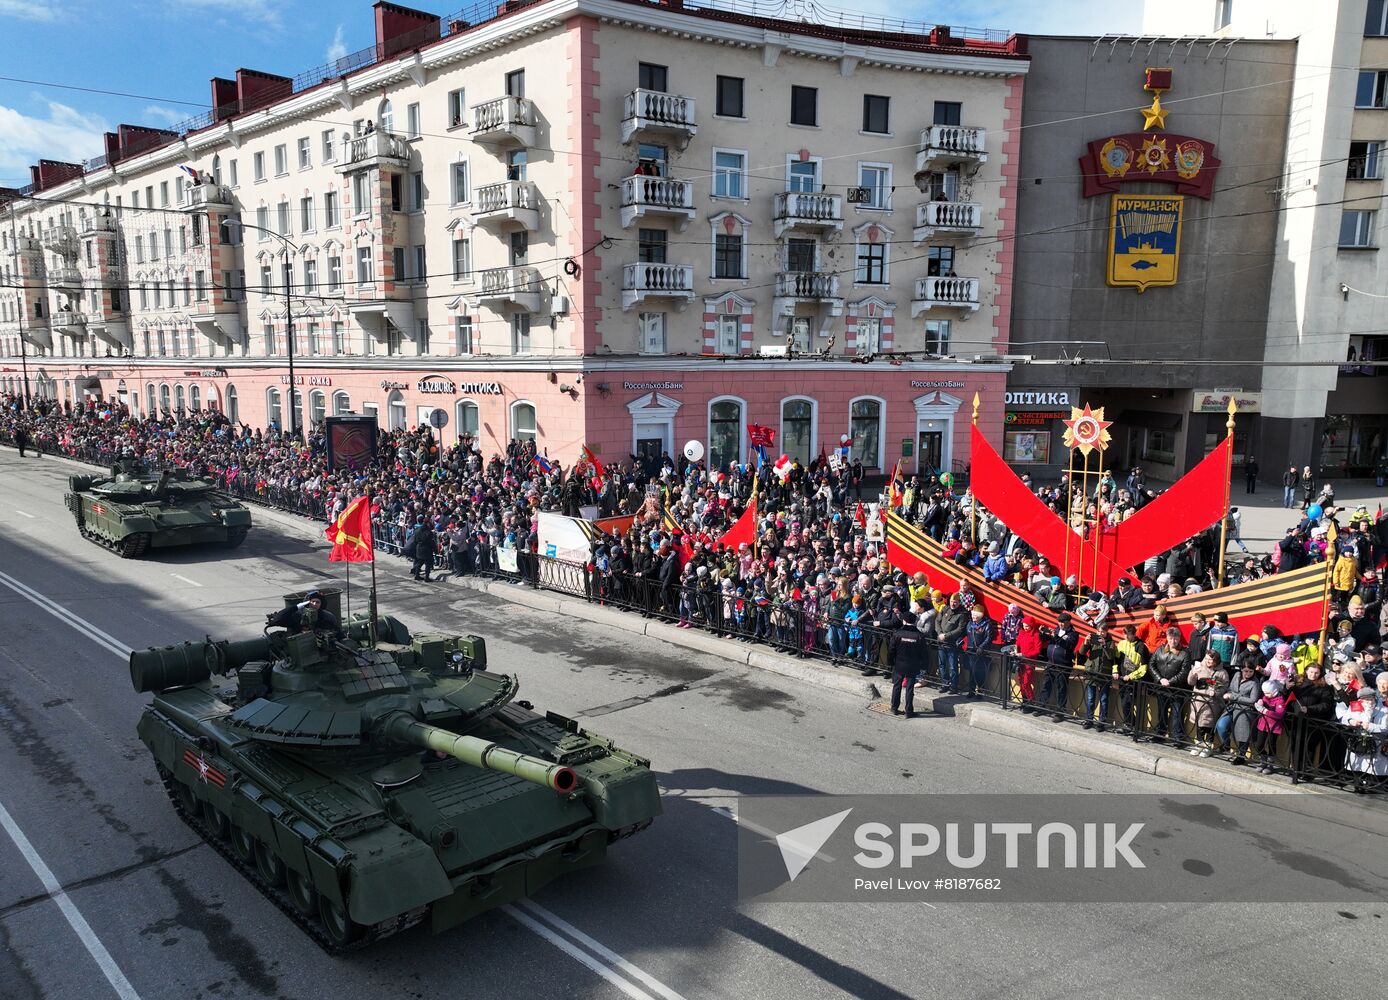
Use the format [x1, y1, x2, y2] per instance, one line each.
[890, 608, 928, 718]
[267, 590, 341, 634]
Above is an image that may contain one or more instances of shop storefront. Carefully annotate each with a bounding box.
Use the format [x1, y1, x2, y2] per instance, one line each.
[1321, 369, 1388, 477]
[1000, 387, 1074, 480]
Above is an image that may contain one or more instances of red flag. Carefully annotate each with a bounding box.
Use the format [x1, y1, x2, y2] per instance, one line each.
[581, 444, 606, 480]
[889, 459, 903, 508]
[325, 496, 374, 563]
[717, 495, 758, 551]
[854, 502, 866, 529]
[747, 424, 776, 448]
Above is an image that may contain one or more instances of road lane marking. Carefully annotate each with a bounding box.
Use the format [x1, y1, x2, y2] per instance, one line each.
[13, 509, 36, 518]
[0, 798, 143, 1000]
[3, 569, 690, 1000]
[170, 574, 203, 588]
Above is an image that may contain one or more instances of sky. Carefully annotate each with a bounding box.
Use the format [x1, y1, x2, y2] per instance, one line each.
[0, 0, 1144, 188]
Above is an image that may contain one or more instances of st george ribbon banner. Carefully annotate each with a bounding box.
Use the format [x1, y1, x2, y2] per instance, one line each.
[738, 794, 1388, 904]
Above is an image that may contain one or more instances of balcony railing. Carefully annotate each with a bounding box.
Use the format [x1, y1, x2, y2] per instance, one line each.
[621, 88, 698, 146]
[338, 131, 409, 171]
[180, 183, 235, 211]
[81, 214, 117, 234]
[911, 275, 981, 316]
[620, 175, 696, 229]
[772, 190, 843, 238]
[52, 308, 87, 333]
[472, 180, 540, 231]
[40, 224, 79, 257]
[915, 125, 988, 174]
[49, 265, 83, 291]
[471, 96, 537, 149]
[621, 262, 694, 310]
[913, 200, 984, 242]
[774, 271, 841, 300]
[477, 265, 543, 312]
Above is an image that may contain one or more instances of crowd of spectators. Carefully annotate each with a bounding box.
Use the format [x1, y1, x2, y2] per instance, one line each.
[4, 393, 1386, 785]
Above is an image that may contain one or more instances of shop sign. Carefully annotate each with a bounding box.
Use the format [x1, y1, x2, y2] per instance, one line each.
[188, 368, 227, 378]
[624, 380, 683, 391]
[417, 376, 503, 395]
[1004, 390, 1072, 407]
[909, 380, 965, 389]
[1193, 390, 1261, 414]
[380, 380, 408, 391]
[281, 375, 332, 386]
[1006, 411, 1067, 425]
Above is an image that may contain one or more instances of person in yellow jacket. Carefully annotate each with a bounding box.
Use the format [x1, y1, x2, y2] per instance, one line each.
[1291, 637, 1320, 678]
[1115, 623, 1150, 734]
[1332, 549, 1359, 604]
[908, 571, 931, 609]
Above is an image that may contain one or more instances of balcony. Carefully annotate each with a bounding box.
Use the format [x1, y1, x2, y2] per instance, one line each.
[81, 214, 117, 234]
[20, 323, 52, 352]
[52, 308, 86, 336]
[471, 96, 537, 150]
[911, 275, 981, 316]
[472, 180, 541, 232]
[620, 175, 696, 230]
[89, 319, 132, 352]
[772, 191, 843, 239]
[49, 265, 83, 292]
[772, 271, 843, 315]
[180, 183, 235, 212]
[476, 265, 543, 313]
[40, 224, 79, 258]
[915, 125, 988, 176]
[620, 89, 697, 148]
[335, 131, 409, 174]
[913, 201, 984, 243]
[621, 262, 694, 311]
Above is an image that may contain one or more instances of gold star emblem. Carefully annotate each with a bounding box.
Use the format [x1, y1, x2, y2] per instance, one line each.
[1141, 93, 1168, 130]
[1062, 405, 1113, 457]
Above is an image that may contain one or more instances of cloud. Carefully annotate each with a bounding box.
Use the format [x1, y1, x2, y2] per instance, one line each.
[326, 24, 347, 63]
[169, 0, 281, 29]
[141, 105, 186, 127]
[0, 100, 109, 183]
[0, 0, 63, 22]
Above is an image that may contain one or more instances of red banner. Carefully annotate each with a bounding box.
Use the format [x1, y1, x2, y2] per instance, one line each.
[1079, 132, 1221, 199]
[748, 424, 776, 448]
[717, 497, 758, 551]
[1107, 436, 1232, 571]
[325, 496, 374, 563]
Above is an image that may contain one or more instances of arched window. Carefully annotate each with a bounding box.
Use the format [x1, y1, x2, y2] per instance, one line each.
[174, 384, 186, 413]
[781, 397, 816, 467]
[849, 397, 884, 470]
[386, 389, 406, 431]
[212, 154, 221, 185]
[266, 387, 282, 429]
[146, 383, 156, 414]
[379, 98, 394, 133]
[456, 400, 479, 440]
[287, 389, 303, 434]
[309, 389, 326, 426]
[226, 385, 239, 424]
[510, 400, 537, 443]
[332, 390, 351, 415]
[708, 397, 745, 471]
[190, 384, 201, 411]
[159, 383, 171, 412]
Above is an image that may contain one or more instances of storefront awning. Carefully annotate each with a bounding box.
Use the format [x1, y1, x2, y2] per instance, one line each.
[1118, 409, 1183, 430]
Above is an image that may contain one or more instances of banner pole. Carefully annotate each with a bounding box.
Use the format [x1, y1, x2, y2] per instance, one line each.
[1316, 523, 1337, 653]
[367, 491, 379, 648]
[345, 559, 351, 624]
[1091, 445, 1104, 595]
[1216, 397, 1237, 589]
[1062, 440, 1077, 589]
[969, 393, 980, 548]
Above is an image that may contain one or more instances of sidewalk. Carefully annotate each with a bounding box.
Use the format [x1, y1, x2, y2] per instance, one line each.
[1229, 478, 1387, 553]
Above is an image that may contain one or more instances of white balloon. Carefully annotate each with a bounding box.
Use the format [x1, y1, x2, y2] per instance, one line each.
[683, 439, 705, 462]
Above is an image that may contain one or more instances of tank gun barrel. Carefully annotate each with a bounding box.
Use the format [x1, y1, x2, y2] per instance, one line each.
[380, 715, 578, 794]
[130, 637, 273, 693]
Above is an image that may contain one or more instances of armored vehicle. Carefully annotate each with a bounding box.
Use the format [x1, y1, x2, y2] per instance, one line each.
[130, 589, 660, 950]
[64, 462, 251, 557]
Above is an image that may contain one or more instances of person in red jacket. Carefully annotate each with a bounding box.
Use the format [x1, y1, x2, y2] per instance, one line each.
[1014, 616, 1044, 709]
[1136, 603, 1177, 654]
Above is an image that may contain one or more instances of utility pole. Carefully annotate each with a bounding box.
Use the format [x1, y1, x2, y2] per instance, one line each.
[6, 205, 33, 410]
[282, 255, 298, 439]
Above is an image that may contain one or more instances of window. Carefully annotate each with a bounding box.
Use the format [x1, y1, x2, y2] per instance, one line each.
[300, 196, 315, 232]
[927, 245, 956, 276]
[378, 99, 393, 135]
[256, 206, 270, 238]
[324, 190, 339, 228]
[506, 149, 527, 182]
[175, 384, 185, 412]
[352, 174, 369, 216]
[862, 94, 890, 134]
[638, 62, 668, 92]
[309, 390, 326, 425]
[509, 230, 528, 265]
[390, 174, 403, 212]
[297, 137, 311, 170]
[1349, 141, 1384, 180]
[160, 181, 169, 207]
[850, 398, 882, 468]
[638, 228, 667, 264]
[392, 246, 406, 284]
[713, 150, 746, 198]
[639, 312, 666, 354]
[356, 245, 373, 283]
[164, 228, 174, 258]
[1340, 209, 1378, 247]
[452, 238, 472, 281]
[790, 85, 817, 126]
[451, 160, 470, 204]
[332, 324, 345, 356]
[456, 315, 474, 354]
[260, 263, 272, 292]
[328, 255, 342, 291]
[856, 242, 887, 284]
[253, 151, 265, 181]
[322, 130, 335, 163]
[786, 238, 816, 273]
[303, 259, 317, 294]
[511, 313, 531, 354]
[277, 201, 291, 236]
[925, 168, 960, 202]
[307, 322, 321, 356]
[225, 270, 244, 302]
[135, 236, 144, 264]
[716, 75, 744, 118]
[716, 314, 739, 355]
[1215, 0, 1234, 30]
[191, 216, 202, 247]
[448, 88, 466, 128]
[406, 102, 420, 138]
[505, 69, 525, 98]
[714, 233, 744, 279]
[787, 316, 812, 353]
[709, 399, 743, 468]
[1142, 427, 1176, 464]
[412, 245, 426, 284]
[267, 387, 282, 428]
[410, 171, 424, 211]
[511, 400, 536, 442]
[1357, 71, 1388, 109]
[858, 163, 891, 209]
[457, 400, 479, 437]
[228, 159, 238, 186]
[787, 158, 819, 193]
[856, 316, 882, 355]
[274, 144, 287, 175]
[934, 101, 962, 126]
[195, 270, 207, 301]
[781, 398, 814, 465]
[924, 319, 951, 354]
[263, 323, 275, 355]
[221, 214, 241, 245]
[1371, 0, 1388, 35]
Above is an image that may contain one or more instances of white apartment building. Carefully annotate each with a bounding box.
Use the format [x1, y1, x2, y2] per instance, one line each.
[1, 0, 1027, 474]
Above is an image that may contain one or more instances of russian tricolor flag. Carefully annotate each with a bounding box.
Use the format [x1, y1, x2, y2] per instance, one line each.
[532, 455, 556, 474]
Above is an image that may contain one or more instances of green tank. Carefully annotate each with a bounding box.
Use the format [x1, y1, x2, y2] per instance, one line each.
[129, 589, 660, 951]
[64, 461, 252, 557]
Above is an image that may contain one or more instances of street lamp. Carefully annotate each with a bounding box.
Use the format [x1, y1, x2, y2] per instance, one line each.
[223, 219, 307, 439]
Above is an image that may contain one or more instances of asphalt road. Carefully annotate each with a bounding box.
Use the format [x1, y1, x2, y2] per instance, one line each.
[0, 448, 1383, 1000]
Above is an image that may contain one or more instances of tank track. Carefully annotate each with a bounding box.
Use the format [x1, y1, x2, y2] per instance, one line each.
[76, 518, 150, 558]
[225, 527, 249, 548]
[157, 765, 423, 954]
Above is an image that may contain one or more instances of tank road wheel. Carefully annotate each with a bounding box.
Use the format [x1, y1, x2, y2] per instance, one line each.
[229, 825, 257, 865]
[200, 801, 231, 839]
[318, 896, 365, 947]
[253, 841, 287, 887]
[286, 868, 319, 917]
[174, 780, 198, 816]
[225, 527, 249, 548]
[119, 533, 150, 559]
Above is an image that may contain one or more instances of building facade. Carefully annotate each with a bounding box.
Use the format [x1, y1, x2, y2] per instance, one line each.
[0, 0, 1028, 478]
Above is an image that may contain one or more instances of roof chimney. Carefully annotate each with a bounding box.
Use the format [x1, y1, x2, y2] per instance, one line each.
[118, 124, 180, 160]
[211, 77, 240, 121]
[235, 68, 293, 114]
[31, 160, 85, 192]
[374, 2, 440, 60]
